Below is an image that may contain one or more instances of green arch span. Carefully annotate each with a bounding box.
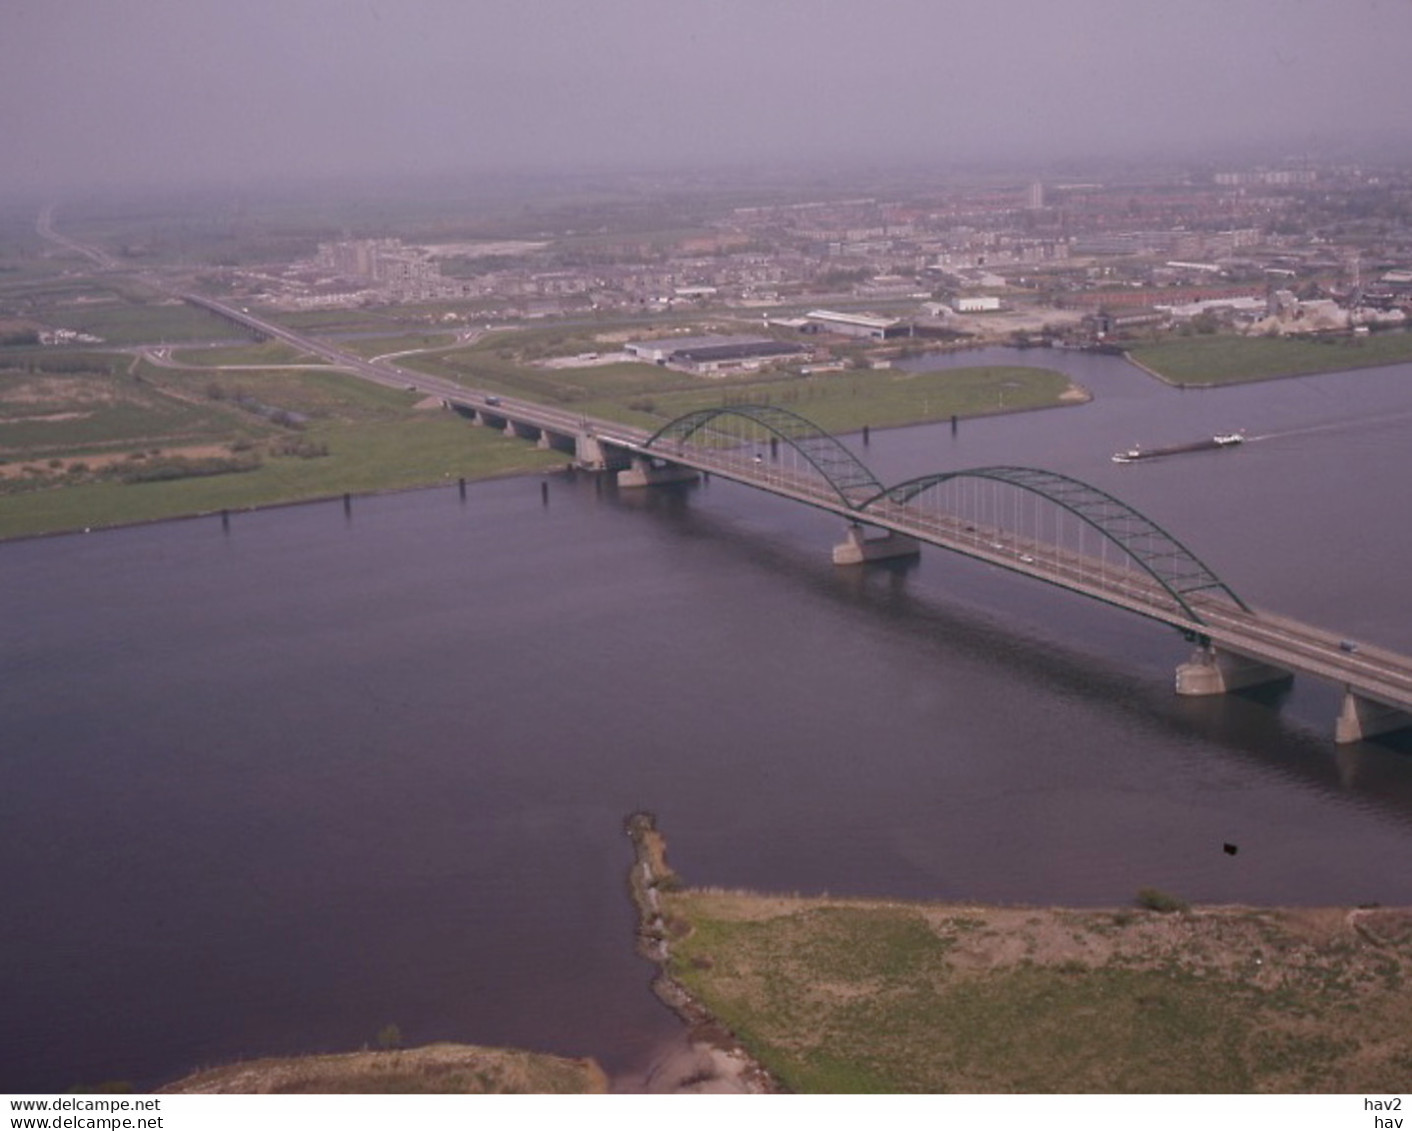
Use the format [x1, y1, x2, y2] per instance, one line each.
[645, 404, 884, 507]
[859, 466, 1249, 622]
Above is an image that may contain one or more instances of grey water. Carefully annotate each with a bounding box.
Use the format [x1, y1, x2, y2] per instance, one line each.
[4, 347, 1412, 1093]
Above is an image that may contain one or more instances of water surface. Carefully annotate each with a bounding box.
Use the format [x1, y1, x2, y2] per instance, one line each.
[4, 349, 1412, 1092]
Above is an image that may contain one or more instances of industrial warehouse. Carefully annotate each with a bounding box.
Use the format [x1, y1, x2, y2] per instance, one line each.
[623, 333, 806, 374]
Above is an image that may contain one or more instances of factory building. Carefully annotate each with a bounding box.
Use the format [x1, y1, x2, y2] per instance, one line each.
[952, 296, 1002, 313]
[802, 310, 906, 339]
[624, 334, 805, 374]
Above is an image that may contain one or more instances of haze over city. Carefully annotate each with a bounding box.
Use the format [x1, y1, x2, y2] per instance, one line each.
[5, 0, 1412, 192]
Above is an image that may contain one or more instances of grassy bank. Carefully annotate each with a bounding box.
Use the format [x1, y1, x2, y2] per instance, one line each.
[400, 331, 1083, 435]
[561, 364, 1081, 436]
[159, 1043, 606, 1094]
[661, 889, 1412, 1093]
[1128, 331, 1412, 385]
[0, 416, 562, 540]
[0, 356, 563, 539]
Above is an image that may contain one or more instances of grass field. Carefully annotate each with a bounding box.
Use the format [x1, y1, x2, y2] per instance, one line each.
[273, 308, 417, 333]
[0, 356, 562, 539]
[0, 357, 236, 456]
[343, 332, 460, 359]
[1128, 331, 1412, 385]
[398, 328, 1082, 435]
[662, 889, 1412, 1093]
[8, 284, 248, 346]
[160, 1043, 606, 1094]
[0, 415, 563, 539]
[576, 364, 1082, 435]
[169, 341, 318, 367]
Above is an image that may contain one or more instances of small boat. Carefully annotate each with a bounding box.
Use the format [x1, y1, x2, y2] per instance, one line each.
[1212, 432, 1245, 446]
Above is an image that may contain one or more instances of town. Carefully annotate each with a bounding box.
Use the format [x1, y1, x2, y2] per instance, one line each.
[205, 162, 1412, 356]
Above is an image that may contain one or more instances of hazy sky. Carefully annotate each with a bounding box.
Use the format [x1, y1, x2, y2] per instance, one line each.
[5, 0, 1412, 190]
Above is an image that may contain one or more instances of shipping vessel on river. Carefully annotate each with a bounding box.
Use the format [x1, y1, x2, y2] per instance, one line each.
[1112, 432, 1244, 463]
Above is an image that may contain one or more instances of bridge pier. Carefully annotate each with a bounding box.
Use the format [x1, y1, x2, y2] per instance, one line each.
[1175, 646, 1292, 697]
[573, 433, 632, 472]
[538, 430, 576, 454]
[1335, 691, 1412, 745]
[504, 419, 540, 442]
[617, 455, 700, 488]
[832, 523, 922, 565]
[574, 433, 608, 470]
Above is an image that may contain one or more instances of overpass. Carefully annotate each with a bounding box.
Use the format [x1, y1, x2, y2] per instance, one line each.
[184, 294, 1412, 746]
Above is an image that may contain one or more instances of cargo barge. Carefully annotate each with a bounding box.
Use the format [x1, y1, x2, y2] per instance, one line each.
[1112, 433, 1244, 463]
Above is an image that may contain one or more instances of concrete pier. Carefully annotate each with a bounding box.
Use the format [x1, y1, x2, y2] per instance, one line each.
[832, 523, 922, 566]
[503, 419, 540, 442]
[1335, 691, 1412, 745]
[574, 433, 610, 470]
[537, 430, 576, 454]
[617, 456, 700, 488]
[1175, 646, 1292, 697]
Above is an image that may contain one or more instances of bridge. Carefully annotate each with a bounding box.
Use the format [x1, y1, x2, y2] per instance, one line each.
[183, 294, 1412, 746]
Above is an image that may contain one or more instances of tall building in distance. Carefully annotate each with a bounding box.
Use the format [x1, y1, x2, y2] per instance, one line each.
[1027, 181, 1046, 210]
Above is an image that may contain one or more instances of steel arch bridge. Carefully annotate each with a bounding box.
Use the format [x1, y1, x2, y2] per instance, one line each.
[859, 467, 1250, 624]
[643, 404, 1248, 626]
[646, 404, 885, 507]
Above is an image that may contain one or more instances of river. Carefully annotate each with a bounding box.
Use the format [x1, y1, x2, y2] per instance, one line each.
[4, 347, 1412, 1093]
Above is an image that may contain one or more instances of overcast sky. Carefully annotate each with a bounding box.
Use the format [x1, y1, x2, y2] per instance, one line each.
[5, 0, 1412, 191]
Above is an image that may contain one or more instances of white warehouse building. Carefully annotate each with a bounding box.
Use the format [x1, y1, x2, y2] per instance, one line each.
[952, 295, 1002, 313]
[803, 309, 906, 339]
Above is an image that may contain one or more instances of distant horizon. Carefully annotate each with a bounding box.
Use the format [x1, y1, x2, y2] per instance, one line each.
[11, 136, 1411, 209]
[5, 0, 1410, 197]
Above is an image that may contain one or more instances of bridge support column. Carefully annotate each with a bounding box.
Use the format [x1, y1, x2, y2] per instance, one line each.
[1175, 646, 1292, 697]
[575, 433, 609, 470]
[504, 420, 540, 442]
[832, 523, 922, 566]
[537, 430, 577, 453]
[617, 455, 700, 489]
[1335, 691, 1412, 745]
[573, 433, 632, 473]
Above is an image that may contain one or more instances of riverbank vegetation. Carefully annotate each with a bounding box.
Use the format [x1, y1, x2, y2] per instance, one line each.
[0, 353, 562, 539]
[159, 1043, 606, 1094]
[394, 325, 1081, 434]
[1128, 330, 1412, 385]
[660, 888, 1412, 1093]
